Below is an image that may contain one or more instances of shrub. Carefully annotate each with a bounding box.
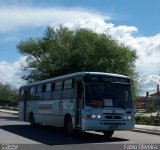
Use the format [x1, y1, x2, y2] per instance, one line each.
[135, 115, 160, 126]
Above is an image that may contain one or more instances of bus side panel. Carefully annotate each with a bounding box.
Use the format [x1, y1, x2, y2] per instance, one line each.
[28, 100, 64, 127]
[32, 99, 75, 127]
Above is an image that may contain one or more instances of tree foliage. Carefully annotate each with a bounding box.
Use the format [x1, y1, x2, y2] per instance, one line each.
[18, 26, 136, 79]
[0, 83, 18, 106]
[18, 25, 137, 95]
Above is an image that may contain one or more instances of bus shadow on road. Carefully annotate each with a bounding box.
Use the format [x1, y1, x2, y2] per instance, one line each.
[0, 124, 129, 145]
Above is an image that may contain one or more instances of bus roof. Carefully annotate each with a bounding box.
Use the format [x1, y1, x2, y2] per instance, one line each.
[20, 72, 129, 88]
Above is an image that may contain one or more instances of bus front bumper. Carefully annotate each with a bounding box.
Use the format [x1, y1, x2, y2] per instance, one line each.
[81, 119, 135, 131]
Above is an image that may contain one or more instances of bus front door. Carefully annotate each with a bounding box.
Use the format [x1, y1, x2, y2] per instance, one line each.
[76, 81, 83, 128]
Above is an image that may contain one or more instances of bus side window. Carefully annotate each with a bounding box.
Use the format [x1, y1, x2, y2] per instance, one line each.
[29, 87, 36, 101]
[52, 83, 55, 91]
[46, 83, 51, 92]
[63, 79, 75, 99]
[52, 81, 62, 100]
[43, 83, 52, 100]
[20, 88, 24, 101]
[19, 88, 29, 102]
[36, 85, 43, 100]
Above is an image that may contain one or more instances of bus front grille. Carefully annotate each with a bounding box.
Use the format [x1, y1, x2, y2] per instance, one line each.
[100, 122, 125, 125]
[105, 116, 122, 119]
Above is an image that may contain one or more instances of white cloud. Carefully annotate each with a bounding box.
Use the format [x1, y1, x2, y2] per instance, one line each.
[138, 75, 160, 95]
[0, 6, 109, 33]
[65, 18, 114, 33]
[0, 57, 27, 88]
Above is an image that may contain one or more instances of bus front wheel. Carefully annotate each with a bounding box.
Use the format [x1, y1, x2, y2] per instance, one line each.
[103, 130, 114, 138]
[64, 116, 73, 136]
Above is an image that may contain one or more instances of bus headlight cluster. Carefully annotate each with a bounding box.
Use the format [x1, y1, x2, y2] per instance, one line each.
[124, 115, 132, 120]
[92, 114, 101, 119]
[86, 114, 101, 119]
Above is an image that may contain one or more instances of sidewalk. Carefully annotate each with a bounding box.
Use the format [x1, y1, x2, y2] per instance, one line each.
[0, 109, 18, 114]
[133, 124, 160, 135]
[136, 112, 159, 117]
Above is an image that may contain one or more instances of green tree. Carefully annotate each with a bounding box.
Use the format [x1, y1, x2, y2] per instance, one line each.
[18, 25, 137, 96]
[0, 83, 18, 107]
[146, 100, 156, 113]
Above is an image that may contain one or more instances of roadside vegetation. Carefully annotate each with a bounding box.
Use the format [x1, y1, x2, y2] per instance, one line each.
[135, 97, 160, 126]
[136, 113, 160, 126]
[0, 83, 18, 110]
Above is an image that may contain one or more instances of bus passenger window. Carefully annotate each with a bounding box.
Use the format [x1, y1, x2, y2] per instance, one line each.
[43, 83, 52, 100]
[52, 81, 62, 100]
[63, 79, 74, 99]
[55, 81, 62, 90]
[20, 89, 24, 101]
[29, 87, 36, 100]
[36, 85, 43, 100]
[46, 83, 51, 92]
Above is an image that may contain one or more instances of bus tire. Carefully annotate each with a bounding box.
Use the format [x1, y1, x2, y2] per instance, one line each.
[103, 130, 114, 138]
[30, 113, 36, 127]
[64, 116, 73, 136]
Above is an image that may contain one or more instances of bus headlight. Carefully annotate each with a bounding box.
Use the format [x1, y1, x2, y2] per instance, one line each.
[124, 115, 132, 120]
[92, 114, 97, 119]
[97, 115, 101, 119]
[128, 115, 131, 119]
[91, 114, 101, 119]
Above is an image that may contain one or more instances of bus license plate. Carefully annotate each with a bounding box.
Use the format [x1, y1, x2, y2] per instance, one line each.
[109, 126, 118, 130]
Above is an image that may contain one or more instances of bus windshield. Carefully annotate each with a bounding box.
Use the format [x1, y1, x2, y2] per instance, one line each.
[85, 82, 133, 108]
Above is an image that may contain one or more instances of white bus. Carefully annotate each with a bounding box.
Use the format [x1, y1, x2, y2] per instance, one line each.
[19, 72, 135, 137]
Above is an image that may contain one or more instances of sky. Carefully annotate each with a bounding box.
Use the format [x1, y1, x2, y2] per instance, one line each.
[0, 0, 160, 95]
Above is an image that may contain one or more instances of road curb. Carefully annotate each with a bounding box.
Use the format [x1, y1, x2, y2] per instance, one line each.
[133, 126, 160, 136]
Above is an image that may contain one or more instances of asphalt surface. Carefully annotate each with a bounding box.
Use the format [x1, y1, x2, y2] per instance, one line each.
[0, 112, 160, 150]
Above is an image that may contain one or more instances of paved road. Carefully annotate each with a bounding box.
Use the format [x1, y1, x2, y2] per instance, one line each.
[0, 112, 160, 150]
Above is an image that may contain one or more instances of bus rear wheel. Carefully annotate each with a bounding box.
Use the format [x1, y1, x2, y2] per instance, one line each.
[64, 116, 74, 136]
[103, 130, 114, 138]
